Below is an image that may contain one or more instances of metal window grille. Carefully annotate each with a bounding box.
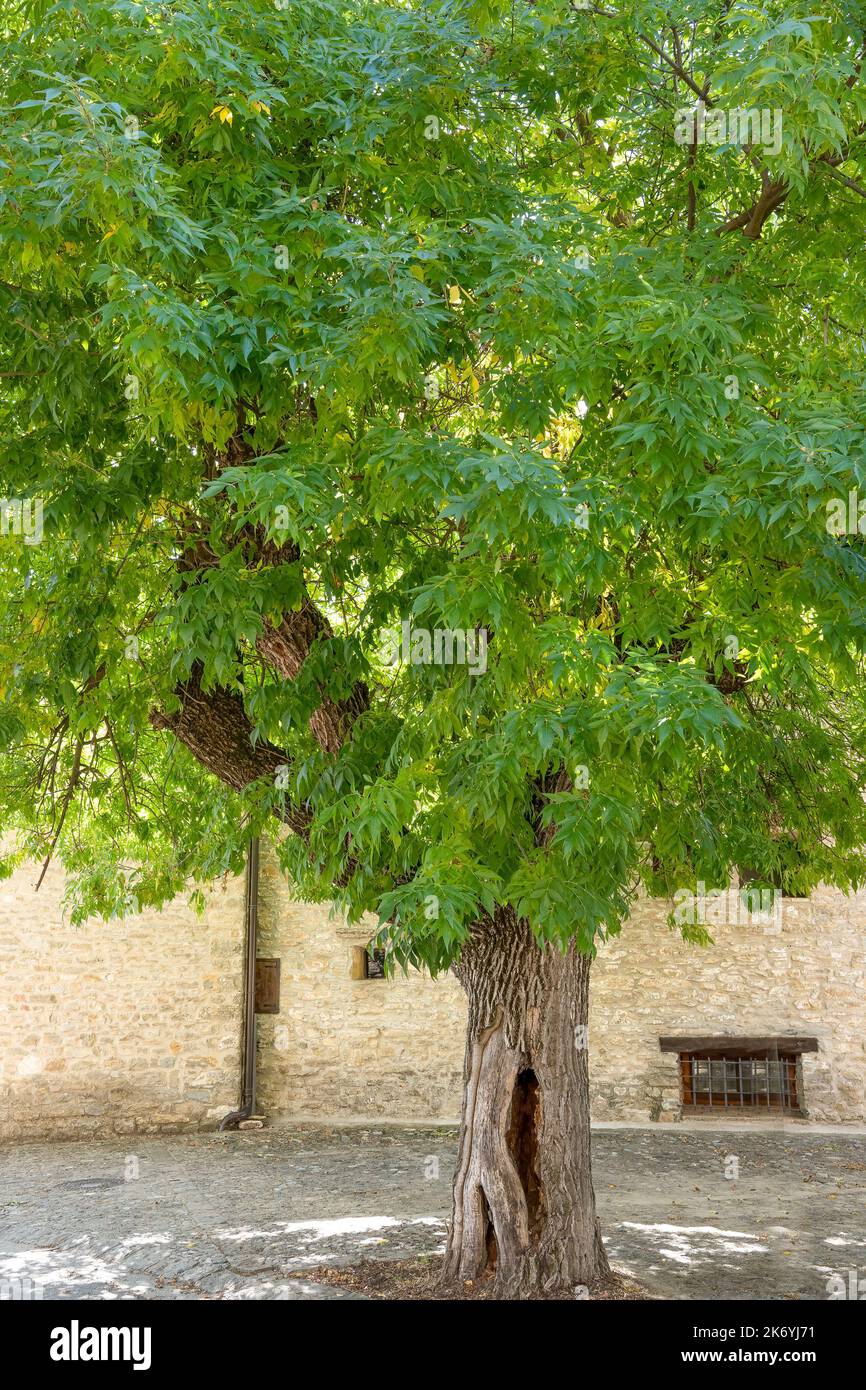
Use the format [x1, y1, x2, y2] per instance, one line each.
[365, 947, 387, 979]
[680, 1053, 799, 1112]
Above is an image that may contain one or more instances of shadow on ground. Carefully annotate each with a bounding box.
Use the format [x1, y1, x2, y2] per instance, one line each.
[1, 1126, 863, 1300]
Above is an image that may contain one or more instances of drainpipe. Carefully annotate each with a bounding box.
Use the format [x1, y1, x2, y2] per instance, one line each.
[219, 837, 260, 1131]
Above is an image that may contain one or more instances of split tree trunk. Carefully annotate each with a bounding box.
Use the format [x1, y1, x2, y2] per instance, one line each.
[442, 906, 609, 1298]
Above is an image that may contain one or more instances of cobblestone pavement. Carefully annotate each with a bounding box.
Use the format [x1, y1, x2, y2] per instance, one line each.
[1, 1125, 864, 1301]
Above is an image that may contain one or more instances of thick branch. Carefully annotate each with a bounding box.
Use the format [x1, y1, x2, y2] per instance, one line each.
[256, 613, 369, 755]
[149, 664, 312, 838]
[179, 522, 369, 754]
[716, 175, 789, 239]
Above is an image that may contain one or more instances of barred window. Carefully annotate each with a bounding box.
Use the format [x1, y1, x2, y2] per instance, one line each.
[679, 1052, 800, 1112]
[364, 946, 386, 979]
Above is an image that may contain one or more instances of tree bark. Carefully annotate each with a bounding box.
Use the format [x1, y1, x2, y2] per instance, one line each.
[148, 663, 312, 837]
[177, 524, 369, 755]
[442, 906, 609, 1298]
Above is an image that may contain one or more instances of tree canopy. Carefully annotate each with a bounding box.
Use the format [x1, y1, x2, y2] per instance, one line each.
[2, 0, 866, 967]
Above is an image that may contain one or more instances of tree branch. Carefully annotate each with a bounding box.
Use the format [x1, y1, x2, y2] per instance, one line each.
[179, 519, 369, 755]
[148, 664, 312, 839]
[821, 163, 866, 198]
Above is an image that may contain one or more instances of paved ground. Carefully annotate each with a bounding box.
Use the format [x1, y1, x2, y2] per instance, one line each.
[1, 1125, 864, 1301]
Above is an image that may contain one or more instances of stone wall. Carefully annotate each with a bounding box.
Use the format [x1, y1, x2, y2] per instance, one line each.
[256, 841, 466, 1123]
[0, 841, 864, 1141]
[257, 859, 866, 1127]
[589, 887, 866, 1125]
[0, 858, 245, 1142]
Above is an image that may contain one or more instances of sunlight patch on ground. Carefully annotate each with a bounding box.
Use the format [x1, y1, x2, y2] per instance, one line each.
[613, 1221, 770, 1267]
[214, 1214, 443, 1244]
[0, 1247, 127, 1294]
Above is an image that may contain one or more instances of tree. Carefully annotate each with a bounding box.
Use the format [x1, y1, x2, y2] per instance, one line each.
[2, 0, 866, 1297]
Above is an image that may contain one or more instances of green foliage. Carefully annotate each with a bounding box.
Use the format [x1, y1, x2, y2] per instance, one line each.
[1, 0, 866, 965]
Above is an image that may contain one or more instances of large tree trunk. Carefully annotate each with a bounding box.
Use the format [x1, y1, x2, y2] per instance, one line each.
[442, 906, 609, 1298]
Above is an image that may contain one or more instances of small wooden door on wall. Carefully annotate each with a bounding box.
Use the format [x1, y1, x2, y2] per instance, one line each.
[254, 958, 281, 1014]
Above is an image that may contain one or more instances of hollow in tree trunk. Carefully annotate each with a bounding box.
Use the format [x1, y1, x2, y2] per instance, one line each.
[442, 906, 609, 1298]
